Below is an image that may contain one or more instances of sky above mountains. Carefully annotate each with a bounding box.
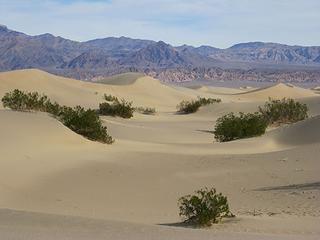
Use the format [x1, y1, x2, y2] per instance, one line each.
[0, 0, 319, 48]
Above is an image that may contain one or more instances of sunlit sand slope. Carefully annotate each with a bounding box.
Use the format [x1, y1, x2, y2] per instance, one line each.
[0, 69, 319, 239]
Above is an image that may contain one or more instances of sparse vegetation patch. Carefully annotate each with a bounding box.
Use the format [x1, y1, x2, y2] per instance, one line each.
[135, 106, 156, 115]
[99, 98, 134, 118]
[101, 94, 156, 117]
[213, 98, 308, 142]
[104, 94, 118, 102]
[178, 187, 234, 226]
[259, 98, 308, 125]
[177, 97, 221, 114]
[59, 106, 114, 144]
[2, 89, 50, 112]
[213, 112, 268, 142]
[2, 89, 114, 144]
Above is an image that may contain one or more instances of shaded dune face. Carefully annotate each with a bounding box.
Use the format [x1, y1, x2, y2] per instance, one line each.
[0, 69, 320, 239]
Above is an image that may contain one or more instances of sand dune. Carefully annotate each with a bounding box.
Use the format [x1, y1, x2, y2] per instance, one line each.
[270, 116, 320, 146]
[189, 85, 246, 95]
[233, 83, 317, 101]
[95, 72, 145, 85]
[0, 209, 319, 240]
[0, 69, 319, 239]
[0, 69, 200, 111]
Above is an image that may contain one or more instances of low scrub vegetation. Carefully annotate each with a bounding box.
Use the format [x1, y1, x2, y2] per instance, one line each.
[135, 106, 156, 115]
[99, 98, 134, 118]
[259, 98, 308, 125]
[59, 106, 114, 144]
[213, 98, 308, 142]
[198, 97, 221, 105]
[177, 100, 201, 114]
[2, 89, 114, 144]
[213, 112, 268, 142]
[177, 97, 221, 114]
[104, 94, 118, 102]
[178, 187, 234, 226]
[2, 89, 50, 111]
[101, 94, 156, 117]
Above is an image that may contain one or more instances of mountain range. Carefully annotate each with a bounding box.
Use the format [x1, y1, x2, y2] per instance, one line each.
[0, 24, 320, 83]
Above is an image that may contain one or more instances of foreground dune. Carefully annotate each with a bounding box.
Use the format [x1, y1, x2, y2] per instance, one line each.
[0, 69, 319, 239]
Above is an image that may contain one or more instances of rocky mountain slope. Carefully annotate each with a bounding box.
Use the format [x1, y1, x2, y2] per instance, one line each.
[0, 25, 320, 83]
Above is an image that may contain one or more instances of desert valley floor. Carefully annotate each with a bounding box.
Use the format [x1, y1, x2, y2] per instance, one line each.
[0, 69, 319, 239]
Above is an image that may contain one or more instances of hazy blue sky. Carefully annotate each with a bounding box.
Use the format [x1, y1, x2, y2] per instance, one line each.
[0, 0, 319, 48]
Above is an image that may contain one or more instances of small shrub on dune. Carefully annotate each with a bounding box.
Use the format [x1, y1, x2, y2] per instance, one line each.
[213, 112, 267, 142]
[59, 106, 114, 144]
[2, 89, 48, 111]
[104, 94, 118, 102]
[135, 106, 156, 115]
[259, 98, 308, 125]
[177, 97, 221, 114]
[177, 100, 202, 114]
[99, 98, 134, 118]
[178, 187, 234, 226]
[197, 97, 221, 105]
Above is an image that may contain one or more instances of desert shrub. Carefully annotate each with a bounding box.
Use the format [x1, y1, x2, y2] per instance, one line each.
[44, 100, 62, 116]
[259, 98, 308, 125]
[177, 97, 221, 114]
[213, 112, 268, 142]
[2, 89, 114, 144]
[135, 106, 156, 115]
[59, 106, 114, 144]
[197, 97, 221, 105]
[177, 100, 202, 114]
[104, 94, 118, 102]
[99, 98, 134, 118]
[178, 187, 234, 226]
[1, 89, 49, 111]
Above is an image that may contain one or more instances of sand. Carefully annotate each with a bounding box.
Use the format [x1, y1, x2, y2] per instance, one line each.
[0, 69, 319, 239]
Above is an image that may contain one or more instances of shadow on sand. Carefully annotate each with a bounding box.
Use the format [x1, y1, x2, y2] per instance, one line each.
[255, 181, 320, 191]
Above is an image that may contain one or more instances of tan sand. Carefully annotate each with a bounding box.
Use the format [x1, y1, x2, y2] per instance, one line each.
[233, 83, 317, 101]
[0, 69, 319, 239]
[190, 85, 246, 95]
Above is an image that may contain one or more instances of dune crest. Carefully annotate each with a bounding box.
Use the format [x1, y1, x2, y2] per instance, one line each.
[235, 83, 317, 101]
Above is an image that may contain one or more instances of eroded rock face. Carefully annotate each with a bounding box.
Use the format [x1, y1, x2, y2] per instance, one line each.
[146, 68, 320, 83]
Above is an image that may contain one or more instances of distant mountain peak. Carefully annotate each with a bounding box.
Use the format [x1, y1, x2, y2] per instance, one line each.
[35, 33, 55, 38]
[0, 24, 9, 32]
[156, 41, 170, 47]
[230, 42, 266, 49]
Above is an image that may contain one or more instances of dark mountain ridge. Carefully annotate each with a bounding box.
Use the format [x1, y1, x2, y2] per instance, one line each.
[0, 24, 320, 83]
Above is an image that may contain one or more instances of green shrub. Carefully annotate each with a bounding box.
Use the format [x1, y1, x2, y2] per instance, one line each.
[2, 89, 114, 144]
[59, 106, 114, 144]
[197, 97, 221, 105]
[177, 97, 221, 114]
[177, 100, 202, 114]
[2, 89, 49, 111]
[104, 94, 118, 102]
[99, 98, 134, 118]
[259, 98, 308, 125]
[213, 112, 268, 142]
[178, 187, 234, 226]
[135, 106, 156, 115]
[44, 100, 63, 116]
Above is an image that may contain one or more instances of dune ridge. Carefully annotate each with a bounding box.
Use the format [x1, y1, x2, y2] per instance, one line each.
[233, 83, 317, 101]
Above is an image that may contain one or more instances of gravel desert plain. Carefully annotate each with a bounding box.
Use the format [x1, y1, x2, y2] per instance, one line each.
[0, 69, 319, 239]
